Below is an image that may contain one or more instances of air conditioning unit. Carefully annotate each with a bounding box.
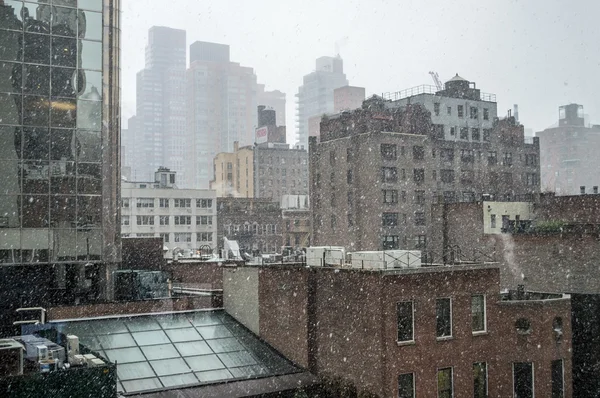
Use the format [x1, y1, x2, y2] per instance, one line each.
[0, 339, 24, 376]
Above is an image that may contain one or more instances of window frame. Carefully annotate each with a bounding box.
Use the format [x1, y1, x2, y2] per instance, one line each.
[398, 372, 415, 398]
[513, 362, 534, 398]
[473, 362, 488, 398]
[437, 367, 454, 398]
[381, 143, 398, 160]
[471, 294, 487, 334]
[396, 301, 414, 343]
[436, 297, 452, 339]
[551, 359, 564, 398]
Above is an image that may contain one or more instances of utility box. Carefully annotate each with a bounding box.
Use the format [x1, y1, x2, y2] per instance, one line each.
[0, 339, 24, 376]
[306, 246, 346, 267]
[349, 250, 422, 269]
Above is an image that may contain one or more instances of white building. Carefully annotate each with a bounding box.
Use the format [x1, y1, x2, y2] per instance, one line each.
[121, 168, 217, 258]
[296, 56, 349, 149]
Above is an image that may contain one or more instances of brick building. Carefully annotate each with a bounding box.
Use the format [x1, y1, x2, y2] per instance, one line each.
[224, 263, 572, 397]
[210, 141, 254, 198]
[310, 94, 540, 252]
[216, 197, 282, 254]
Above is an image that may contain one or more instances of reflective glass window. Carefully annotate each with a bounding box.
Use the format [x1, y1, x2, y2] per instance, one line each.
[150, 358, 191, 377]
[126, 317, 162, 332]
[22, 2, 51, 34]
[77, 99, 101, 129]
[51, 67, 77, 97]
[0, 61, 22, 93]
[23, 64, 50, 95]
[117, 362, 156, 381]
[50, 129, 76, 160]
[0, 93, 22, 125]
[156, 314, 194, 329]
[160, 373, 198, 388]
[50, 195, 76, 225]
[1, 1, 24, 29]
[51, 36, 77, 67]
[24, 33, 50, 64]
[51, 6, 77, 37]
[164, 328, 202, 343]
[76, 195, 101, 225]
[218, 351, 257, 368]
[174, 341, 212, 357]
[92, 319, 129, 335]
[206, 338, 244, 354]
[189, 311, 222, 327]
[185, 354, 225, 372]
[23, 127, 50, 160]
[51, 97, 76, 128]
[79, 11, 102, 41]
[103, 347, 145, 364]
[97, 333, 136, 350]
[78, 0, 103, 12]
[229, 365, 267, 378]
[132, 330, 171, 346]
[0, 126, 21, 159]
[121, 378, 162, 394]
[21, 194, 49, 228]
[79, 39, 102, 70]
[22, 173, 49, 194]
[23, 95, 50, 127]
[50, 161, 76, 194]
[76, 130, 101, 161]
[197, 325, 233, 340]
[78, 69, 102, 99]
[77, 162, 101, 178]
[0, 30, 22, 62]
[195, 369, 233, 383]
[140, 344, 179, 361]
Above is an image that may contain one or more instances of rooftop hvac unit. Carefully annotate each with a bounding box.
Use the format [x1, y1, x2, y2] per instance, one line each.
[349, 250, 422, 269]
[306, 246, 346, 267]
[67, 335, 80, 357]
[0, 339, 25, 376]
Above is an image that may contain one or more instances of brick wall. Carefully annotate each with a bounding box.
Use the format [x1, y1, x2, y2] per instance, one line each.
[164, 261, 225, 289]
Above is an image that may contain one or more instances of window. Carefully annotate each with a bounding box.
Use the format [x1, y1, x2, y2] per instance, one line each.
[516, 318, 532, 335]
[458, 105, 464, 118]
[447, 106, 452, 115]
[460, 127, 469, 140]
[383, 189, 398, 203]
[174, 216, 191, 225]
[137, 198, 154, 208]
[346, 147, 353, 162]
[433, 124, 445, 139]
[329, 151, 336, 165]
[396, 301, 414, 342]
[488, 151, 497, 165]
[382, 167, 398, 183]
[412, 146, 424, 160]
[462, 191, 476, 202]
[122, 198, 130, 208]
[460, 170, 474, 184]
[503, 172, 513, 184]
[398, 373, 415, 398]
[483, 128, 491, 142]
[552, 359, 564, 398]
[414, 190, 425, 205]
[483, 108, 489, 120]
[473, 362, 488, 398]
[470, 106, 478, 119]
[197, 232, 213, 242]
[437, 367, 453, 398]
[471, 128, 480, 141]
[160, 233, 169, 243]
[174, 233, 192, 243]
[401, 191, 407, 202]
[348, 192, 354, 207]
[330, 214, 337, 230]
[413, 168, 425, 183]
[525, 154, 537, 166]
[381, 144, 397, 160]
[461, 149, 474, 163]
[450, 127, 456, 136]
[472, 295, 486, 332]
[436, 298, 452, 338]
[174, 198, 191, 208]
[159, 216, 169, 225]
[440, 148, 454, 162]
[513, 362, 534, 398]
[347, 169, 353, 184]
[434, 102, 440, 116]
[443, 191, 456, 203]
[136, 216, 154, 225]
[490, 214, 496, 228]
[196, 199, 213, 208]
[196, 216, 212, 225]
[121, 216, 130, 226]
[414, 212, 425, 226]
[503, 152, 513, 166]
[415, 235, 426, 249]
[159, 198, 169, 208]
[347, 213, 354, 227]
[526, 173, 539, 186]
[331, 193, 336, 207]
[383, 235, 400, 250]
[382, 212, 398, 226]
[441, 170, 455, 183]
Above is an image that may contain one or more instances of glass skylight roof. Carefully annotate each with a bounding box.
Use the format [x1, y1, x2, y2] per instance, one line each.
[51, 310, 299, 395]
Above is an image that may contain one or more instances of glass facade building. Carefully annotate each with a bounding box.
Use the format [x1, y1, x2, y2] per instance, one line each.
[0, 0, 121, 316]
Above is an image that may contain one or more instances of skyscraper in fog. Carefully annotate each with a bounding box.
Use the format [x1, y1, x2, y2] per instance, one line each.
[0, 0, 121, 315]
[125, 27, 187, 184]
[187, 41, 259, 189]
[296, 56, 348, 149]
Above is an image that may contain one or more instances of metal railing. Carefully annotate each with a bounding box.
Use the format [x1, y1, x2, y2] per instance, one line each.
[382, 84, 497, 103]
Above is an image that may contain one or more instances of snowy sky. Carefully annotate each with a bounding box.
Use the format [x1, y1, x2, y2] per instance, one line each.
[121, 0, 600, 141]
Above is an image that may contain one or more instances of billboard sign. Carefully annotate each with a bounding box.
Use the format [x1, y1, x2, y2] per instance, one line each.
[256, 126, 268, 144]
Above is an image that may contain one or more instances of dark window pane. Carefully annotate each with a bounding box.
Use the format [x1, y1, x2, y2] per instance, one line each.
[552, 360, 564, 398]
[79, 40, 102, 70]
[0, 1, 24, 29]
[50, 195, 76, 226]
[473, 362, 487, 398]
[51, 97, 76, 128]
[24, 33, 50, 64]
[23, 64, 50, 95]
[79, 11, 102, 41]
[51, 67, 77, 97]
[0, 126, 21, 160]
[0, 30, 22, 62]
[50, 129, 75, 160]
[436, 298, 452, 338]
[51, 7, 77, 37]
[51, 36, 77, 67]
[76, 195, 101, 226]
[513, 362, 533, 398]
[0, 93, 22, 125]
[22, 3, 51, 34]
[50, 161, 76, 194]
[397, 301, 413, 342]
[23, 127, 49, 160]
[398, 373, 414, 398]
[21, 194, 49, 228]
[76, 130, 101, 161]
[23, 95, 50, 127]
[0, 61, 22, 93]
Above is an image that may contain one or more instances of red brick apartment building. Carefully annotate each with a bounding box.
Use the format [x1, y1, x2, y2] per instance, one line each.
[224, 264, 571, 397]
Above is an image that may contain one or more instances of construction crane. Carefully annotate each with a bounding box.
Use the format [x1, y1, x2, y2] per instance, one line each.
[429, 71, 444, 91]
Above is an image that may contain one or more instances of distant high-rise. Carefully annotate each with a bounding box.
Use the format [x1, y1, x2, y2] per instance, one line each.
[126, 27, 187, 184]
[257, 85, 286, 127]
[187, 41, 259, 189]
[0, 0, 122, 317]
[296, 56, 349, 149]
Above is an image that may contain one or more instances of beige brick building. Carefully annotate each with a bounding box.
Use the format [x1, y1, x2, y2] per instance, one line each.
[210, 141, 254, 198]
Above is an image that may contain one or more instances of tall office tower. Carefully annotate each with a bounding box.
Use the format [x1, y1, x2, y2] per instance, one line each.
[257, 85, 286, 127]
[131, 27, 186, 183]
[0, 0, 121, 321]
[187, 41, 258, 189]
[296, 56, 349, 149]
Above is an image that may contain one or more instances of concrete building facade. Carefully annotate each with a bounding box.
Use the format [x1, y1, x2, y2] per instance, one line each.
[121, 168, 217, 258]
[536, 103, 600, 195]
[310, 90, 540, 252]
[296, 56, 349, 149]
[281, 195, 311, 248]
[0, 0, 121, 316]
[333, 85, 366, 113]
[225, 264, 572, 397]
[210, 141, 254, 198]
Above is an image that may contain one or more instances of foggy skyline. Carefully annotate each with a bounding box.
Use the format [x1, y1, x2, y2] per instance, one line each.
[121, 0, 600, 142]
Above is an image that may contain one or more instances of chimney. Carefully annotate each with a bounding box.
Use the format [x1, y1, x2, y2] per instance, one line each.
[580, 186, 586, 195]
